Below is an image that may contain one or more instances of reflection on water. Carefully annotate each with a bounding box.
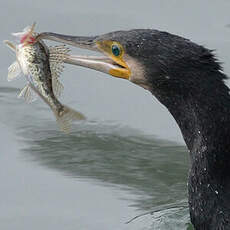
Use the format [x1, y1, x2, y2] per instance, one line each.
[0, 87, 192, 229]
[0, 87, 19, 93]
[19, 122, 188, 210]
[18, 122, 191, 228]
[19, 122, 193, 228]
[1, 86, 192, 229]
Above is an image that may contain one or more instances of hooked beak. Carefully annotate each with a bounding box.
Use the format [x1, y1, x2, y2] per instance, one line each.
[36, 32, 130, 79]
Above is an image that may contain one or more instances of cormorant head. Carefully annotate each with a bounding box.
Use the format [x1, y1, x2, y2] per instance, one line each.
[37, 30, 230, 230]
[37, 29, 225, 104]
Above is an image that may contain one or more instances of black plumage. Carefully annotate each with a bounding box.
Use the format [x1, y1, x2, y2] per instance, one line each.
[38, 29, 230, 229]
[100, 29, 230, 229]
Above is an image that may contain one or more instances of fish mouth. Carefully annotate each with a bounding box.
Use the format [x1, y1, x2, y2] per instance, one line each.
[36, 32, 130, 79]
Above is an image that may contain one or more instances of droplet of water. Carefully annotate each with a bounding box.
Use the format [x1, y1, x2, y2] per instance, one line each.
[201, 146, 207, 152]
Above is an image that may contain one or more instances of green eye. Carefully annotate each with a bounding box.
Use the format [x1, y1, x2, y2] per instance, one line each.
[112, 44, 120, 56]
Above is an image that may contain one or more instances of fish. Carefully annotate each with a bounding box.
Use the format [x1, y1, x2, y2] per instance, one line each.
[4, 23, 85, 133]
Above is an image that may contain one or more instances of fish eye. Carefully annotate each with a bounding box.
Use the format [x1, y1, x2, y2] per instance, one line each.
[112, 44, 120, 56]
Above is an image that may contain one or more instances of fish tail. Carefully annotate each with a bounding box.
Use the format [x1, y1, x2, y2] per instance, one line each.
[28, 83, 85, 133]
[54, 105, 86, 134]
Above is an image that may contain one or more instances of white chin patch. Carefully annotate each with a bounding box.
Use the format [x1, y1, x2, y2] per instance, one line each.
[124, 54, 150, 90]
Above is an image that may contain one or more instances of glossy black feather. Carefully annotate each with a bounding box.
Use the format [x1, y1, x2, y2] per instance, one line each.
[99, 29, 230, 229]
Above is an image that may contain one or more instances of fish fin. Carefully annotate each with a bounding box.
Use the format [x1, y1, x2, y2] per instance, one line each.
[23, 22, 36, 45]
[8, 61, 21, 81]
[27, 82, 85, 133]
[49, 45, 70, 78]
[49, 45, 69, 97]
[12, 22, 37, 45]
[3, 40, 16, 52]
[55, 105, 85, 134]
[52, 76, 64, 98]
[12, 25, 31, 37]
[18, 84, 38, 103]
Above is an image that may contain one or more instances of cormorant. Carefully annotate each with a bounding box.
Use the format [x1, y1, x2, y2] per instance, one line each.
[37, 29, 230, 230]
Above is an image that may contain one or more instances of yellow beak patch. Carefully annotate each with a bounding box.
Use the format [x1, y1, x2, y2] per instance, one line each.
[96, 40, 131, 80]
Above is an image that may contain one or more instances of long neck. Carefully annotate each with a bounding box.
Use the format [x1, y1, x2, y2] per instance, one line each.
[152, 70, 230, 229]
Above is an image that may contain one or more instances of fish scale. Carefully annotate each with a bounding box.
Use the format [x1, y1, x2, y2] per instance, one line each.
[4, 23, 85, 133]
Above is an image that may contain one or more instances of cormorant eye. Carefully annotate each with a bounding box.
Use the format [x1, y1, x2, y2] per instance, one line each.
[112, 44, 120, 56]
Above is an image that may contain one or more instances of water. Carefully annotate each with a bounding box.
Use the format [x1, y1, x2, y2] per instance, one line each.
[0, 1, 230, 229]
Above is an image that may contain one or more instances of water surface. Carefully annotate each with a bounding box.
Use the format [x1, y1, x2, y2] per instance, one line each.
[1, 1, 230, 229]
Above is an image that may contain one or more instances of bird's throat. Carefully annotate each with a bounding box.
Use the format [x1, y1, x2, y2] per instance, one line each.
[151, 71, 230, 229]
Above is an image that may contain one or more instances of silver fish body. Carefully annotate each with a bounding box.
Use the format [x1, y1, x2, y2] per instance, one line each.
[17, 41, 65, 116]
[4, 25, 85, 133]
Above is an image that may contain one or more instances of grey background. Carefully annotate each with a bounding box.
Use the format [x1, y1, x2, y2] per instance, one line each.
[0, 0, 230, 229]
